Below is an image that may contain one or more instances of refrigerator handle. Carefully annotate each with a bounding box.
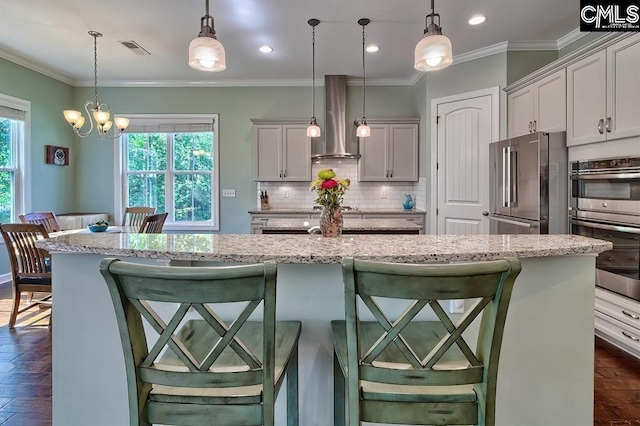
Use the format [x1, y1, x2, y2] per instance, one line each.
[510, 148, 518, 207]
[503, 147, 509, 207]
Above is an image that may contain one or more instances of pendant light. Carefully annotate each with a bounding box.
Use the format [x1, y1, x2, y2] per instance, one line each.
[188, 0, 226, 72]
[356, 18, 371, 138]
[307, 19, 321, 138]
[414, 0, 453, 71]
[63, 31, 129, 139]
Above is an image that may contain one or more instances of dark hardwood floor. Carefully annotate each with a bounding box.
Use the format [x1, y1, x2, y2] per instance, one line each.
[0, 285, 638, 425]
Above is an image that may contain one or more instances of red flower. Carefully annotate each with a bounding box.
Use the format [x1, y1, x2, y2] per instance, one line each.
[321, 179, 338, 189]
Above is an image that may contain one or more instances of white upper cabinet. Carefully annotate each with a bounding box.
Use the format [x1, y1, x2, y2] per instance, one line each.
[568, 33, 640, 146]
[508, 69, 566, 138]
[358, 121, 419, 182]
[606, 34, 640, 141]
[254, 123, 311, 181]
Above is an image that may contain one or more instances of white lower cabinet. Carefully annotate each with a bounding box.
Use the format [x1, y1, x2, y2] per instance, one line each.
[595, 287, 640, 358]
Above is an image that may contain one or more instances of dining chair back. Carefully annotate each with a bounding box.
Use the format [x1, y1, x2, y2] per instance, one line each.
[0, 224, 52, 328]
[332, 257, 521, 426]
[138, 212, 168, 233]
[19, 211, 61, 233]
[122, 206, 155, 227]
[99, 258, 301, 426]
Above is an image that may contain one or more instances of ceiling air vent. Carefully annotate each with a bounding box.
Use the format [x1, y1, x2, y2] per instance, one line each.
[118, 40, 150, 56]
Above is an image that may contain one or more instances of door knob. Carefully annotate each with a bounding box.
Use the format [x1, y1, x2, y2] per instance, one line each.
[482, 211, 490, 216]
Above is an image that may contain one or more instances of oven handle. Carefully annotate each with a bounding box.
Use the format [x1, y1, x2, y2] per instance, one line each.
[570, 172, 640, 180]
[570, 219, 640, 235]
[489, 216, 538, 228]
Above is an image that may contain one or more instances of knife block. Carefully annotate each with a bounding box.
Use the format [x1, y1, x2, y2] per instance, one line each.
[260, 196, 270, 210]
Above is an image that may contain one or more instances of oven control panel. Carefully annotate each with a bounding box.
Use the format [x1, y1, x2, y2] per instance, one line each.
[572, 157, 640, 172]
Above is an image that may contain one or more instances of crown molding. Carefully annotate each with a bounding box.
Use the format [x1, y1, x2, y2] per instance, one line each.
[74, 77, 414, 88]
[507, 40, 558, 51]
[452, 41, 509, 66]
[557, 28, 589, 49]
[0, 46, 74, 85]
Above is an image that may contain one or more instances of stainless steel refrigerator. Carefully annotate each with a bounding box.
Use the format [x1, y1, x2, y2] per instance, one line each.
[488, 132, 567, 235]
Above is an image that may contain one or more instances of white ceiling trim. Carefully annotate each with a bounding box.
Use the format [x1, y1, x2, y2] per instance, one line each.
[557, 28, 589, 49]
[0, 46, 74, 85]
[0, 27, 584, 88]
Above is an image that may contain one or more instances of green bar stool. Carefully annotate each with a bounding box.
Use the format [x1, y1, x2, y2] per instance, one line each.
[100, 259, 301, 426]
[331, 257, 522, 426]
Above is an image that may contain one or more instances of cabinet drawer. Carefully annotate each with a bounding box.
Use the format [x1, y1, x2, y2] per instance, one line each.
[362, 214, 425, 225]
[595, 287, 640, 329]
[595, 310, 640, 358]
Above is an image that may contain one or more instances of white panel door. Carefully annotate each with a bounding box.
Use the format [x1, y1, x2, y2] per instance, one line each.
[567, 50, 607, 146]
[534, 69, 566, 133]
[254, 125, 282, 181]
[606, 33, 640, 141]
[358, 125, 388, 181]
[388, 124, 418, 181]
[508, 86, 534, 138]
[437, 95, 493, 235]
[282, 125, 311, 181]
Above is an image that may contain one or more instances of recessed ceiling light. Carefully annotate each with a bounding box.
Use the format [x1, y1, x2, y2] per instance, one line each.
[259, 45, 273, 53]
[366, 44, 379, 53]
[468, 15, 487, 25]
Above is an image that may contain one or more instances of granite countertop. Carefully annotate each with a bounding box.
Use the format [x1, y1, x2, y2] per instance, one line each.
[36, 234, 612, 264]
[248, 208, 426, 215]
[261, 218, 422, 231]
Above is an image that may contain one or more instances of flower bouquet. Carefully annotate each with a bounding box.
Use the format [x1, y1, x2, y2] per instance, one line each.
[310, 169, 350, 237]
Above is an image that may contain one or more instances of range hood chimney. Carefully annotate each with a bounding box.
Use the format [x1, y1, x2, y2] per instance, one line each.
[311, 75, 360, 159]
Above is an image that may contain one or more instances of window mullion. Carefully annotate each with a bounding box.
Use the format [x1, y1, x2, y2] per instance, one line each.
[166, 134, 174, 221]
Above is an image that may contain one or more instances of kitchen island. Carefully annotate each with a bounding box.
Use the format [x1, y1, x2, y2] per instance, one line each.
[37, 234, 610, 426]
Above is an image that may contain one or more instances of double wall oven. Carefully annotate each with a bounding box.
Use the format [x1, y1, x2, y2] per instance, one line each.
[570, 157, 640, 302]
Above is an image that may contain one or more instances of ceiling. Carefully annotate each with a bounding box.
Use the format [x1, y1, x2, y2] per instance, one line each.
[0, 0, 580, 86]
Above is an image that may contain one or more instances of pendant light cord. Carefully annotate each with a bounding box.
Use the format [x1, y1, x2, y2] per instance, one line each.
[361, 23, 366, 120]
[312, 24, 316, 120]
[93, 34, 98, 106]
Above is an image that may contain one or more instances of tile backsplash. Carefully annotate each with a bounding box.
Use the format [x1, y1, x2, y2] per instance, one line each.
[258, 160, 426, 211]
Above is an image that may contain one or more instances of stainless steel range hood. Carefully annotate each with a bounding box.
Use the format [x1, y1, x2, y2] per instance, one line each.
[311, 75, 360, 160]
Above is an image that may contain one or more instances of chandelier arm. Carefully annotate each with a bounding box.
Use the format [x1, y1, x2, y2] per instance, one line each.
[93, 34, 99, 107]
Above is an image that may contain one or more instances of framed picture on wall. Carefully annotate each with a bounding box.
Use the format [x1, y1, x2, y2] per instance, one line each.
[45, 145, 69, 166]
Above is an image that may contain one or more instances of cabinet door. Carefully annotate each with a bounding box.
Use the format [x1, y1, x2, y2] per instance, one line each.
[607, 34, 640, 141]
[255, 125, 283, 181]
[358, 124, 388, 181]
[534, 69, 566, 133]
[282, 125, 311, 181]
[567, 50, 607, 146]
[508, 86, 534, 138]
[388, 124, 418, 181]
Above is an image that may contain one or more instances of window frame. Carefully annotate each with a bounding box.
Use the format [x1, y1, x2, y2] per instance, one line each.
[0, 92, 31, 227]
[114, 114, 220, 231]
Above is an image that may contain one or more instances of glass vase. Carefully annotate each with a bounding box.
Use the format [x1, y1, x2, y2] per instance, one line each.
[319, 206, 343, 238]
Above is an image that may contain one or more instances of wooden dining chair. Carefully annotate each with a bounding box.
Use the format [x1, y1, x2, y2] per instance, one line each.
[19, 211, 61, 233]
[121, 206, 156, 227]
[0, 224, 53, 329]
[138, 212, 168, 233]
[99, 259, 301, 426]
[331, 257, 522, 426]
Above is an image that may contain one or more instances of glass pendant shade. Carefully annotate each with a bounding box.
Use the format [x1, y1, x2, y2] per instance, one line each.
[63, 110, 81, 124]
[114, 117, 130, 130]
[93, 109, 110, 124]
[102, 121, 113, 132]
[73, 116, 85, 129]
[188, 36, 226, 71]
[356, 122, 371, 138]
[414, 33, 453, 71]
[307, 121, 321, 137]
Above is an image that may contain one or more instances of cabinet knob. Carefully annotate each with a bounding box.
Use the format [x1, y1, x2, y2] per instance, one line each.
[389, 170, 393, 178]
[532, 120, 537, 132]
[283, 169, 287, 178]
[598, 119, 604, 134]
[528, 121, 532, 133]
[605, 117, 612, 133]
[385, 171, 389, 178]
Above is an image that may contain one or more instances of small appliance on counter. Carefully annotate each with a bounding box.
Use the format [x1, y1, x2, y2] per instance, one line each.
[488, 131, 567, 235]
[260, 191, 270, 210]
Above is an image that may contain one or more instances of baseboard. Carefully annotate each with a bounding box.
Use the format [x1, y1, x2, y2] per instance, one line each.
[0, 273, 11, 286]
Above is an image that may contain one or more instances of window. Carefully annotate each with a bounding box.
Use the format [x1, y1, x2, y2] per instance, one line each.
[117, 115, 219, 230]
[0, 93, 30, 224]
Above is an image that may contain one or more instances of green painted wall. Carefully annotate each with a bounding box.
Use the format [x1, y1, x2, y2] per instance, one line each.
[73, 85, 418, 234]
[0, 57, 76, 280]
[559, 33, 604, 57]
[507, 50, 558, 85]
[412, 74, 428, 178]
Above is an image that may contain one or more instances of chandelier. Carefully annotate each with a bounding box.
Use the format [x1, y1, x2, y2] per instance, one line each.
[63, 31, 129, 138]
